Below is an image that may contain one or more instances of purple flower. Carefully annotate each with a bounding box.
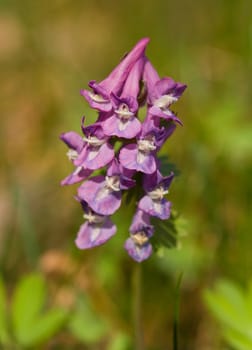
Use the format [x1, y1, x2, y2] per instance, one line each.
[119, 117, 166, 174]
[138, 171, 174, 219]
[74, 119, 114, 170]
[75, 202, 116, 249]
[77, 159, 135, 215]
[60, 38, 186, 261]
[124, 209, 153, 262]
[60, 131, 92, 185]
[151, 121, 176, 151]
[119, 139, 157, 174]
[81, 38, 150, 113]
[143, 60, 186, 124]
[102, 58, 144, 138]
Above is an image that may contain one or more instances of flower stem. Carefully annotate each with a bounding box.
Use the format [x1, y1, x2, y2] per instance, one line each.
[133, 263, 145, 350]
[173, 272, 183, 350]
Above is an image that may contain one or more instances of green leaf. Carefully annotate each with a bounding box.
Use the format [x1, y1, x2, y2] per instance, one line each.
[69, 295, 108, 344]
[0, 276, 10, 345]
[245, 281, 252, 318]
[108, 333, 131, 350]
[22, 308, 68, 346]
[224, 328, 252, 350]
[11, 273, 68, 347]
[204, 281, 252, 335]
[12, 274, 46, 344]
[204, 279, 252, 350]
[151, 214, 178, 250]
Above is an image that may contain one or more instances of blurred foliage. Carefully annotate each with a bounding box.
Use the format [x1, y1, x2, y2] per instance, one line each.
[0, 273, 68, 348]
[204, 280, 252, 350]
[0, 0, 252, 348]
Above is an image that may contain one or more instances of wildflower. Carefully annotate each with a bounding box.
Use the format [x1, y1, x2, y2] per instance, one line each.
[81, 38, 150, 113]
[60, 131, 92, 185]
[138, 171, 174, 219]
[124, 210, 153, 262]
[119, 117, 174, 174]
[61, 38, 186, 262]
[143, 59, 186, 124]
[77, 159, 135, 216]
[102, 58, 144, 138]
[74, 119, 114, 170]
[75, 201, 116, 249]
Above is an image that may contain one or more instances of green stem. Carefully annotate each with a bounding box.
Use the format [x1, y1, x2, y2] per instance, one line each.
[133, 263, 144, 350]
[173, 272, 183, 350]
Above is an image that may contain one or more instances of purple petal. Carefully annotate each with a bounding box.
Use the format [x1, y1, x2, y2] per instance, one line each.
[81, 38, 150, 112]
[81, 120, 106, 139]
[120, 166, 136, 179]
[81, 83, 112, 112]
[102, 114, 142, 138]
[78, 175, 105, 198]
[74, 143, 114, 170]
[78, 176, 122, 215]
[100, 38, 150, 94]
[143, 171, 174, 192]
[141, 115, 157, 137]
[120, 176, 136, 190]
[160, 172, 174, 190]
[75, 219, 116, 249]
[143, 171, 162, 191]
[138, 196, 171, 219]
[124, 238, 152, 262]
[143, 59, 160, 103]
[155, 77, 176, 96]
[154, 125, 177, 150]
[120, 57, 145, 99]
[60, 131, 84, 152]
[119, 144, 138, 169]
[107, 158, 120, 176]
[148, 105, 182, 124]
[110, 94, 138, 113]
[129, 209, 153, 234]
[119, 144, 157, 174]
[155, 77, 187, 99]
[61, 167, 92, 185]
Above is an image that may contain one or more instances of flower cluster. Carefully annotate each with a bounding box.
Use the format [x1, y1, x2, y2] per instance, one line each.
[61, 38, 186, 262]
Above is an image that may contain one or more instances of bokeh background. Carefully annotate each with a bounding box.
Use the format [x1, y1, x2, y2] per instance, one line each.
[0, 0, 252, 349]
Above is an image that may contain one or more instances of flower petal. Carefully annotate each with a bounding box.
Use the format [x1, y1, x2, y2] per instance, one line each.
[103, 114, 142, 138]
[124, 238, 152, 262]
[78, 176, 122, 215]
[75, 219, 116, 249]
[119, 144, 157, 174]
[61, 167, 92, 185]
[60, 131, 84, 152]
[75, 143, 114, 170]
[138, 196, 171, 219]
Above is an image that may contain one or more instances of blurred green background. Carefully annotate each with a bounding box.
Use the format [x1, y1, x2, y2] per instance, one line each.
[0, 0, 252, 349]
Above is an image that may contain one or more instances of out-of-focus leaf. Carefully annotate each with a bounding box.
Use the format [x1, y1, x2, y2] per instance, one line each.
[204, 279, 252, 350]
[69, 295, 108, 344]
[12, 274, 46, 344]
[216, 280, 246, 314]
[108, 332, 131, 350]
[0, 276, 10, 345]
[224, 328, 252, 350]
[205, 280, 252, 332]
[12, 273, 68, 347]
[21, 308, 68, 346]
[151, 214, 178, 250]
[246, 281, 252, 317]
[207, 99, 252, 163]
